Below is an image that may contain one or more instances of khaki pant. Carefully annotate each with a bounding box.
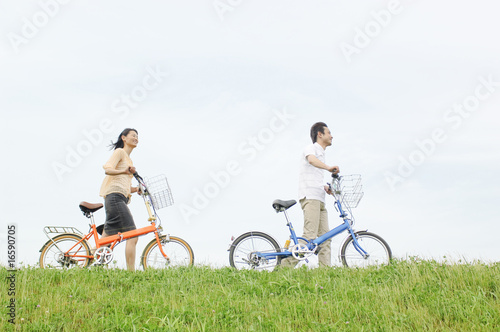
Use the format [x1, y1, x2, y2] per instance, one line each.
[281, 199, 331, 267]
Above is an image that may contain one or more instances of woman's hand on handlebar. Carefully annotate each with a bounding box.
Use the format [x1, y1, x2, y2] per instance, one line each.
[127, 166, 137, 175]
[131, 186, 142, 195]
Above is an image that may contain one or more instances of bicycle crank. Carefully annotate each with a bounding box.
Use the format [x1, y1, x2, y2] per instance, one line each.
[290, 243, 315, 261]
[93, 247, 114, 265]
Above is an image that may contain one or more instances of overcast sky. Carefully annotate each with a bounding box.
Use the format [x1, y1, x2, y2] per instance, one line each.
[1, 0, 499, 269]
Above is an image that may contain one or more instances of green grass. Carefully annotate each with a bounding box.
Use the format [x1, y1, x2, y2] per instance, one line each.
[1, 259, 499, 331]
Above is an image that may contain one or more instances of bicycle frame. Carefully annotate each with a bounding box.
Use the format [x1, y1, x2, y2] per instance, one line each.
[45, 173, 172, 263]
[258, 181, 369, 261]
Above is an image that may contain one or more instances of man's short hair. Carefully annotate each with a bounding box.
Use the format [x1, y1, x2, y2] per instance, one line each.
[310, 122, 328, 143]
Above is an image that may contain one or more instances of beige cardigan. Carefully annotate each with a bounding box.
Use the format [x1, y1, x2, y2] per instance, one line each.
[99, 148, 134, 199]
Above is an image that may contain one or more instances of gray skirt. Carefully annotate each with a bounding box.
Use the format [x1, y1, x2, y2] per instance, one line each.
[104, 193, 137, 235]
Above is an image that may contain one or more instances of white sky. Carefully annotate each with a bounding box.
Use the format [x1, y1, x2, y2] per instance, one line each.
[1, 0, 499, 269]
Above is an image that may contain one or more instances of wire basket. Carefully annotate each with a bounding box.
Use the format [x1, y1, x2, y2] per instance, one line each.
[144, 174, 174, 209]
[333, 174, 364, 208]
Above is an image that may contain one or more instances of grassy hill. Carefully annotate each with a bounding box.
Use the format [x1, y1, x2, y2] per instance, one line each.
[1, 259, 499, 331]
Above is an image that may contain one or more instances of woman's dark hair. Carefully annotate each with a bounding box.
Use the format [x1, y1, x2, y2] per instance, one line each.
[310, 122, 328, 143]
[109, 128, 138, 150]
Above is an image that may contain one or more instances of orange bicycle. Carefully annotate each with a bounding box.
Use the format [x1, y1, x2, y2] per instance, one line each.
[39, 173, 194, 269]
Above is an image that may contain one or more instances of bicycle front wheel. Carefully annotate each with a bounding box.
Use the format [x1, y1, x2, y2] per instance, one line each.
[39, 233, 91, 269]
[229, 231, 281, 271]
[341, 231, 392, 268]
[141, 235, 194, 269]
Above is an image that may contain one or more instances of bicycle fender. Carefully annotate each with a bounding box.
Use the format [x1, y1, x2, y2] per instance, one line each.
[337, 229, 368, 261]
[229, 231, 281, 250]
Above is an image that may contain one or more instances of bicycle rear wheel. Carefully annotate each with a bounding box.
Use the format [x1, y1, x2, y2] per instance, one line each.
[39, 233, 91, 269]
[229, 231, 281, 271]
[340, 231, 391, 268]
[141, 235, 194, 269]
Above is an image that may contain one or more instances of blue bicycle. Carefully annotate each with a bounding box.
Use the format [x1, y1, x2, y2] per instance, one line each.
[229, 174, 392, 270]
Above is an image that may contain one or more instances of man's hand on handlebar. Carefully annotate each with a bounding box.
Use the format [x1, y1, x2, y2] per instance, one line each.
[328, 165, 340, 174]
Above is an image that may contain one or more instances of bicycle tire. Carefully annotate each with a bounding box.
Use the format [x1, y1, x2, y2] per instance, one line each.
[340, 231, 392, 268]
[39, 233, 92, 269]
[141, 235, 194, 269]
[229, 231, 282, 271]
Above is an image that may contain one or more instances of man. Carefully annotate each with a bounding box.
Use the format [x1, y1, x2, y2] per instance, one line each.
[282, 122, 339, 268]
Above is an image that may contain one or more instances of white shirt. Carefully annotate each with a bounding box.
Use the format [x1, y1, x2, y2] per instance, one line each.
[298, 142, 327, 203]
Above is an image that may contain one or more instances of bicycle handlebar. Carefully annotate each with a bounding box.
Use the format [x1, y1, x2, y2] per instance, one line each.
[132, 171, 148, 196]
[132, 170, 143, 181]
[327, 173, 341, 196]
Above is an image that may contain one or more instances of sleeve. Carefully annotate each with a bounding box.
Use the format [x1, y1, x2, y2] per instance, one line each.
[103, 149, 124, 171]
[303, 144, 316, 160]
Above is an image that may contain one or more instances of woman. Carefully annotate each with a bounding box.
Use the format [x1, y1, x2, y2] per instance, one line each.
[99, 128, 141, 271]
